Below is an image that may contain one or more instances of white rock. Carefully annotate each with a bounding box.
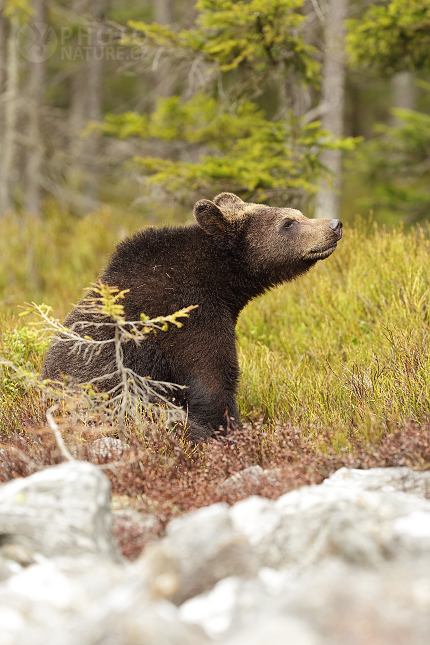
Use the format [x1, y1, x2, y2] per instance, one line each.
[44, 593, 208, 645]
[0, 461, 122, 562]
[323, 466, 430, 498]
[140, 502, 258, 604]
[393, 511, 430, 538]
[7, 562, 80, 610]
[179, 568, 298, 640]
[0, 605, 26, 645]
[87, 437, 125, 461]
[229, 496, 280, 546]
[229, 481, 430, 568]
[1, 464, 430, 644]
[180, 577, 241, 638]
[217, 557, 430, 645]
[218, 466, 282, 497]
[221, 615, 321, 645]
[167, 502, 230, 539]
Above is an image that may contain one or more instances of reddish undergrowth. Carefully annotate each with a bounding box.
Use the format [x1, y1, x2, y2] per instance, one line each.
[1, 418, 430, 560]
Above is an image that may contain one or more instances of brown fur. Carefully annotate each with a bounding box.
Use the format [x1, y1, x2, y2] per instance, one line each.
[42, 193, 342, 440]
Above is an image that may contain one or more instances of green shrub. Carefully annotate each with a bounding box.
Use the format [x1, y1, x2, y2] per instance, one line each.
[0, 324, 48, 396]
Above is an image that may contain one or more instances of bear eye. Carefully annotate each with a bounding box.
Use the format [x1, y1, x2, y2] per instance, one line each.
[284, 220, 294, 229]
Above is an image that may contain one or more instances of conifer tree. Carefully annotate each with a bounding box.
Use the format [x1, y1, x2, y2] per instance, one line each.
[347, 0, 430, 222]
[98, 0, 354, 209]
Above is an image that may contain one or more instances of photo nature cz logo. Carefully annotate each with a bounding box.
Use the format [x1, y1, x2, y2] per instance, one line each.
[17, 22, 58, 63]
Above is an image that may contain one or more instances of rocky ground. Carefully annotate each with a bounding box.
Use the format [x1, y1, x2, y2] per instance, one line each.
[0, 458, 430, 645]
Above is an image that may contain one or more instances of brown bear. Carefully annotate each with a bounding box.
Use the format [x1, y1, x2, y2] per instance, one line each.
[42, 193, 342, 441]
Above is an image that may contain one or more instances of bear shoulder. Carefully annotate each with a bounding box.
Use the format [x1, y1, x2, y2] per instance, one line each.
[106, 225, 201, 273]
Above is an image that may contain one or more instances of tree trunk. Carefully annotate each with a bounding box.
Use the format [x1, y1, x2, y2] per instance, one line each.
[154, 0, 173, 25]
[391, 71, 415, 126]
[152, 0, 175, 99]
[314, 0, 348, 219]
[67, 0, 104, 211]
[0, 5, 6, 145]
[25, 0, 47, 215]
[84, 0, 105, 202]
[0, 16, 19, 214]
[68, 55, 88, 204]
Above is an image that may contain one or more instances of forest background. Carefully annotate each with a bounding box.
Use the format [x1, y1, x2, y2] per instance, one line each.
[0, 0, 429, 313]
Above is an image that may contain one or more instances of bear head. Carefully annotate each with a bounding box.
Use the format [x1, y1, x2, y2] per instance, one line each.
[194, 192, 342, 283]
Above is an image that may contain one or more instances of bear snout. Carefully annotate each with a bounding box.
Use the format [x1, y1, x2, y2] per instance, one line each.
[328, 219, 343, 240]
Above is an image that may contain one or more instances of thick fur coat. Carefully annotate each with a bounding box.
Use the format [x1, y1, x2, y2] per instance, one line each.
[42, 193, 342, 440]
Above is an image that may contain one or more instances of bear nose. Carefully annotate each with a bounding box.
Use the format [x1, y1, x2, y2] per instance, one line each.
[328, 219, 342, 239]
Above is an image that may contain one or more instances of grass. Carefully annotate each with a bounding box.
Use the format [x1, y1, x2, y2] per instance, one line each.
[2, 209, 430, 438]
[1, 208, 430, 557]
[238, 219, 430, 437]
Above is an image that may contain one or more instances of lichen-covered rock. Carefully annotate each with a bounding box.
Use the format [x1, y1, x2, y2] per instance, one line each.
[323, 466, 430, 499]
[86, 437, 128, 462]
[218, 466, 282, 497]
[139, 503, 258, 604]
[48, 597, 208, 645]
[0, 558, 207, 645]
[0, 557, 125, 645]
[182, 558, 430, 644]
[1, 464, 430, 644]
[278, 558, 430, 645]
[229, 480, 430, 568]
[0, 461, 122, 562]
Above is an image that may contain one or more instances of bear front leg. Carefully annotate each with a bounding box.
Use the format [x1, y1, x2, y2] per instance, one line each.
[185, 378, 239, 441]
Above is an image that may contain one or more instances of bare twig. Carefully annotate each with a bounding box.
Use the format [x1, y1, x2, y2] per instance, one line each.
[302, 102, 329, 125]
[46, 404, 75, 462]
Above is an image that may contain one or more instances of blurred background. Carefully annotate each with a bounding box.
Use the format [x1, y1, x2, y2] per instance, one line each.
[0, 0, 429, 312]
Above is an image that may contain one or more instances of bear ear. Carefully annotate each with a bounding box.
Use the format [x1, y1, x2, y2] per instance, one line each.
[194, 199, 231, 237]
[213, 192, 244, 209]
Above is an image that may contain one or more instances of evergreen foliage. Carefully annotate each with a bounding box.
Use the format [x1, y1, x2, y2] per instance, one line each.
[3, 0, 33, 22]
[346, 0, 430, 222]
[100, 94, 354, 205]
[347, 0, 430, 75]
[127, 0, 320, 83]
[97, 0, 355, 207]
[350, 85, 430, 222]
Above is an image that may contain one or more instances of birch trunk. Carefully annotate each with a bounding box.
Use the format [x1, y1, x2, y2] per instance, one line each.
[154, 0, 173, 25]
[0, 16, 19, 214]
[314, 0, 348, 219]
[391, 71, 415, 126]
[0, 5, 6, 146]
[25, 0, 46, 215]
[68, 58, 87, 202]
[84, 0, 104, 201]
[67, 0, 104, 210]
[153, 0, 175, 99]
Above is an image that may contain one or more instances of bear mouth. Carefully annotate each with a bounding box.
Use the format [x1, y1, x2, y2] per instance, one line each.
[307, 242, 337, 260]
